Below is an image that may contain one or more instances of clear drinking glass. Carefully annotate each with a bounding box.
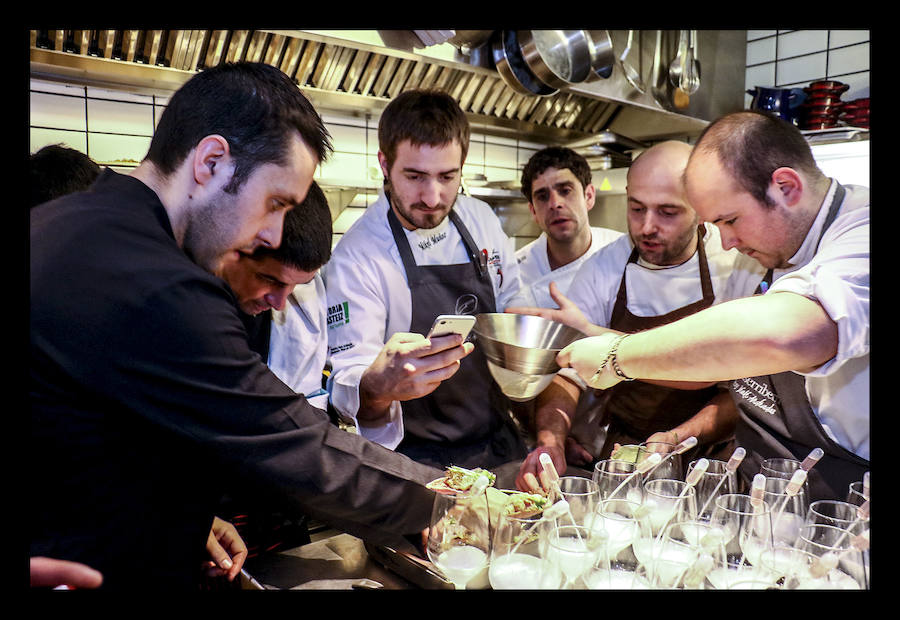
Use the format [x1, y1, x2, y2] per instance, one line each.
[705, 493, 774, 588]
[593, 458, 643, 503]
[556, 476, 600, 527]
[759, 457, 802, 480]
[544, 524, 603, 589]
[590, 497, 643, 565]
[425, 490, 491, 590]
[640, 442, 683, 481]
[763, 476, 809, 548]
[489, 512, 552, 589]
[688, 458, 738, 521]
[795, 523, 868, 589]
[640, 478, 698, 536]
[847, 480, 869, 507]
[806, 499, 863, 529]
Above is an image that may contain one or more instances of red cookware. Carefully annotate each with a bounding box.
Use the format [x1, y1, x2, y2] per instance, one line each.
[804, 80, 850, 94]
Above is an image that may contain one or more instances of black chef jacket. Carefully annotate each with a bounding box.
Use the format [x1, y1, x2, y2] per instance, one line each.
[30, 169, 440, 590]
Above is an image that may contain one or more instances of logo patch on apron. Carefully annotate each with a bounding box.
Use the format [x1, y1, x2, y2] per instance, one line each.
[732, 377, 781, 416]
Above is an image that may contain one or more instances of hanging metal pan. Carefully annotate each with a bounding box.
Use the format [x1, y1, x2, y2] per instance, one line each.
[491, 30, 559, 97]
[585, 30, 615, 79]
[518, 30, 593, 88]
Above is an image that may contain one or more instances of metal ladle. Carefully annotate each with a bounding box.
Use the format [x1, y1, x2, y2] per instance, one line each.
[668, 30, 689, 87]
[618, 29, 644, 93]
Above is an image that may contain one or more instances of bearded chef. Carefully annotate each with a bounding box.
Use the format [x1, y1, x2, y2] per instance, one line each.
[324, 89, 526, 470]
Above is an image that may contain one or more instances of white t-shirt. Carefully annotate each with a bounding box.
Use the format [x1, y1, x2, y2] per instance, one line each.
[721, 181, 870, 460]
[567, 225, 739, 327]
[266, 273, 329, 410]
[323, 189, 522, 448]
[510, 226, 624, 308]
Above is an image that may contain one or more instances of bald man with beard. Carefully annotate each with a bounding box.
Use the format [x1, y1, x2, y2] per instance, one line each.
[510, 141, 742, 488]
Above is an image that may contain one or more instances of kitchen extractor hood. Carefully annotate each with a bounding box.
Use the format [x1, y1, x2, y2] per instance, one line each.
[29, 29, 747, 214]
[29, 29, 746, 146]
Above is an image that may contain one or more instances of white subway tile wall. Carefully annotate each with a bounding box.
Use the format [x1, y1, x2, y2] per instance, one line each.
[745, 29, 870, 105]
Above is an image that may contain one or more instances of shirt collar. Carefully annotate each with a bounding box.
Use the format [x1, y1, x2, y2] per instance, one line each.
[784, 178, 839, 270]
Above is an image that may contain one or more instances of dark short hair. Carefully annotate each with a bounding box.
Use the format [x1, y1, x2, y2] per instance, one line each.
[377, 89, 470, 169]
[30, 144, 101, 207]
[692, 110, 824, 207]
[254, 181, 332, 272]
[520, 146, 593, 201]
[145, 62, 332, 194]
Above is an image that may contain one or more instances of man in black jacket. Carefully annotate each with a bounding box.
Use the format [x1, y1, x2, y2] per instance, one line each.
[30, 62, 441, 590]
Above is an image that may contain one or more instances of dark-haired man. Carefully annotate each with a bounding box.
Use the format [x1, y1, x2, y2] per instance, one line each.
[220, 181, 333, 409]
[510, 146, 622, 309]
[30, 143, 101, 207]
[557, 112, 869, 501]
[325, 89, 526, 470]
[31, 62, 441, 590]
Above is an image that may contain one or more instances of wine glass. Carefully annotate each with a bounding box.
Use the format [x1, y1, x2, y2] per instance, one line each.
[640, 478, 698, 536]
[646, 520, 718, 589]
[584, 559, 651, 590]
[639, 442, 683, 481]
[590, 497, 643, 565]
[556, 476, 600, 527]
[426, 490, 491, 590]
[757, 545, 820, 589]
[764, 476, 809, 548]
[759, 457, 802, 480]
[806, 499, 862, 529]
[688, 458, 738, 522]
[795, 523, 868, 589]
[544, 524, 603, 589]
[593, 458, 643, 503]
[489, 511, 552, 589]
[705, 493, 773, 589]
[847, 480, 869, 507]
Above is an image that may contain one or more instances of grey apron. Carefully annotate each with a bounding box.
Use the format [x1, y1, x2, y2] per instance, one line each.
[599, 226, 725, 466]
[386, 201, 526, 470]
[730, 183, 869, 501]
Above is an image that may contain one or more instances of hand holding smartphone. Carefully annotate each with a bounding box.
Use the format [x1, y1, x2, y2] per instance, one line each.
[426, 314, 476, 341]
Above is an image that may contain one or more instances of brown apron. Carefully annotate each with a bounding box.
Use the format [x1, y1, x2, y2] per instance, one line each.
[597, 226, 727, 464]
[730, 183, 869, 501]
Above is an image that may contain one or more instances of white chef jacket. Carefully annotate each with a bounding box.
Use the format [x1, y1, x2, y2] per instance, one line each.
[323, 189, 522, 448]
[720, 181, 870, 460]
[509, 226, 624, 308]
[566, 224, 738, 327]
[266, 273, 330, 410]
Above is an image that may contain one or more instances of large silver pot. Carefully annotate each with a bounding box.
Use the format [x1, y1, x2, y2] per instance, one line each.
[491, 30, 559, 97]
[518, 30, 615, 88]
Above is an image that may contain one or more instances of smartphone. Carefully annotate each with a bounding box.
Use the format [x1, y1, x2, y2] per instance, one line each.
[426, 314, 476, 341]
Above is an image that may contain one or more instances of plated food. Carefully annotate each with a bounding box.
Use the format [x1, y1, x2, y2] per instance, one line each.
[426, 466, 497, 495]
[502, 491, 550, 518]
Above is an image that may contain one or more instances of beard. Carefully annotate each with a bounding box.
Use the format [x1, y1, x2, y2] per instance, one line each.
[182, 188, 244, 275]
[634, 216, 700, 266]
[385, 178, 457, 230]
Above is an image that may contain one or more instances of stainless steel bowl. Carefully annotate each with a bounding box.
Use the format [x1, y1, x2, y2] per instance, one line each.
[473, 313, 585, 401]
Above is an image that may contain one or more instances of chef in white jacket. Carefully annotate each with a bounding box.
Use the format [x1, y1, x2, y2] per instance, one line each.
[219, 182, 332, 409]
[555, 112, 869, 501]
[324, 89, 526, 470]
[510, 146, 623, 310]
[509, 141, 740, 487]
